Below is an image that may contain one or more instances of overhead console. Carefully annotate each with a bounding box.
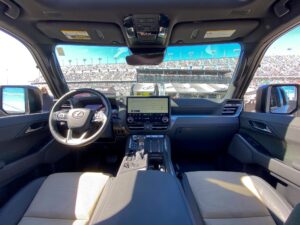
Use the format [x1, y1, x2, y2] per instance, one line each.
[126, 96, 170, 131]
[123, 14, 169, 46]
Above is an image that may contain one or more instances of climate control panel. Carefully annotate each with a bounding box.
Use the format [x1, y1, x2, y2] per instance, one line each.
[127, 113, 169, 129]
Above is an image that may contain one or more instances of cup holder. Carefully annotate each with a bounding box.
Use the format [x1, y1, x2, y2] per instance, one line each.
[148, 154, 166, 172]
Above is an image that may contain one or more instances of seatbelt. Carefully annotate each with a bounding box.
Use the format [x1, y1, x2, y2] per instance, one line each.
[285, 204, 300, 225]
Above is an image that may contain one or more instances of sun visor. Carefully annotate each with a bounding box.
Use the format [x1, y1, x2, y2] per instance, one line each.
[171, 20, 259, 44]
[36, 22, 125, 45]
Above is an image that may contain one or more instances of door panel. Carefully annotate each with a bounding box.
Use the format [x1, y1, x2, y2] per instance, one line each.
[229, 133, 300, 187]
[229, 112, 300, 208]
[236, 112, 300, 200]
[0, 113, 73, 207]
[0, 113, 51, 166]
[240, 112, 300, 167]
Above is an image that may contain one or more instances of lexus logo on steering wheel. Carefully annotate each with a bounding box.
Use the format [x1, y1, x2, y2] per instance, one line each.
[72, 110, 84, 119]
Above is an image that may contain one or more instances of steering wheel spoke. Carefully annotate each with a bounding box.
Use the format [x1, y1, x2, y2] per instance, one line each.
[65, 129, 88, 144]
[53, 110, 69, 122]
[66, 128, 73, 143]
[92, 110, 107, 123]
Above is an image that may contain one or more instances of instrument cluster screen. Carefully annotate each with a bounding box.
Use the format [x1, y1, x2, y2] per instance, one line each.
[127, 97, 169, 114]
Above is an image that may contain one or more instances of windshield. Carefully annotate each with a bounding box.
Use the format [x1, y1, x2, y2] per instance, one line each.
[50, 43, 241, 99]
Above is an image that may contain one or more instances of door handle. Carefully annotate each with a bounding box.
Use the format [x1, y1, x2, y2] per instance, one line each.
[249, 121, 272, 134]
[25, 122, 46, 134]
[25, 126, 44, 134]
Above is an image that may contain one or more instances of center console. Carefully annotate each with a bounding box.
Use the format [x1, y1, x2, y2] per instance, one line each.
[100, 97, 193, 225]
[103, 97, 196, 225]
[118, 96, 174, 175]
[118, 135, 174, 175]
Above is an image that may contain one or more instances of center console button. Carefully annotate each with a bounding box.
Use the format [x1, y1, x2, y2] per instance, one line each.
[162, 116, 169, 123]
[127, 116, 134, 123]
[132, 135, 138, 141]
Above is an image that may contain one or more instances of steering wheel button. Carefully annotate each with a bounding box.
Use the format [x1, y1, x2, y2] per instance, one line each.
[58, 113, 65, 119]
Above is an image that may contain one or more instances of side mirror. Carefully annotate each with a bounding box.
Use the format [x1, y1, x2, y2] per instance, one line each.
[255, 84, 299, 114]
[0, 85, 42, 116]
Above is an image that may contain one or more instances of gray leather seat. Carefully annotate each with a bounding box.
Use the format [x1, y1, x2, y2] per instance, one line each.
[182, 171, 293, 225]
[0, 172, 109, 225]
[1, 170, 195, 225]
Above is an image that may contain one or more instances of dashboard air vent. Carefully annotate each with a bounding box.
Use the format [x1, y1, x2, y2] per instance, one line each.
[60, 100, 72, 110]
[222, 100, 243, 116]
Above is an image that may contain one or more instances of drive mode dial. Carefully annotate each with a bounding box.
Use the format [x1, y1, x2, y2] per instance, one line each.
[127, 116, 134, 123]
[162, 116, 169, 123]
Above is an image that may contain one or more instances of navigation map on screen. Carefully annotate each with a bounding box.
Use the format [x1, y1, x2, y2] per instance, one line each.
[127, 97, 169, 114]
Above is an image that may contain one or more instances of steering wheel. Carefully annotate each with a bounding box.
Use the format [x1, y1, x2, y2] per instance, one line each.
[49, 89, 111, 147]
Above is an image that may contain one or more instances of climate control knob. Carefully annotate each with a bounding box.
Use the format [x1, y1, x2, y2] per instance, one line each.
[162, 116, 169, 123]
[127, 116, 134, 123]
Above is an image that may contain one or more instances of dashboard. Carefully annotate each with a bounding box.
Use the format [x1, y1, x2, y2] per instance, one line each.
[73, 95, 242, 140]
[85, 104, 105, 111]
[72, 95, 242, 154]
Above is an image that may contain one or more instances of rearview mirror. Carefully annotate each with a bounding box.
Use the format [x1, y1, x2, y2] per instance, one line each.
[126, 53, 164, 65]
[255, 84, 299, 114]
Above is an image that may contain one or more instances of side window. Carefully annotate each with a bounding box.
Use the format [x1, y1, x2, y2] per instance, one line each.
[244, 26, 300, 112]
[0, 30, 53, 116]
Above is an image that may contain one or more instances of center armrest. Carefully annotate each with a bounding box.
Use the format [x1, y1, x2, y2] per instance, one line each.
[90, 171, 195, 225]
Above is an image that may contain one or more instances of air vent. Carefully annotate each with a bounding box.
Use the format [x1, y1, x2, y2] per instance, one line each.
[60, 100, 72, 110]
[222, 100, 243, 116]
[128, 125, 169, 131]
[61, 103, 71, 110]
[128, 126, 144, 130]
[152, 126, 169, 130]
[113, 127, 126, 136]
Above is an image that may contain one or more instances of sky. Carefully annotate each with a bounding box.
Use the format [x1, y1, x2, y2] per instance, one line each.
[0, 31, 41, 85]
[266, 26, 300, 56]
[55, 43, 242, 65]
[0, 25, 300, 85]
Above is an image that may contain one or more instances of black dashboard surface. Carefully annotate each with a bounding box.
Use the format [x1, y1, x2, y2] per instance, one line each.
[71, 96, 242, 155]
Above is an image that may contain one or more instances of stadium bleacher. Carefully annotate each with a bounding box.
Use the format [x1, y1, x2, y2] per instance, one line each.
[31, 56, 300, 99]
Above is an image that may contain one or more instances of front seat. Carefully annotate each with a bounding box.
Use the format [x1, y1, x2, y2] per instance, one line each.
[182, 171, 294, 225]
[0, 172, 109, 225]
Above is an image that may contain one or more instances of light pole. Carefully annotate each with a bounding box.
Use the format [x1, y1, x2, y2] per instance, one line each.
[168, 52, 173, 61]
[188, 51, 194, 59]
[233, 48, 240, 56]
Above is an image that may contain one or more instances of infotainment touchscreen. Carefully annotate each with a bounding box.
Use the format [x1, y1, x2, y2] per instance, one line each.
[127, 97, 169, 114]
